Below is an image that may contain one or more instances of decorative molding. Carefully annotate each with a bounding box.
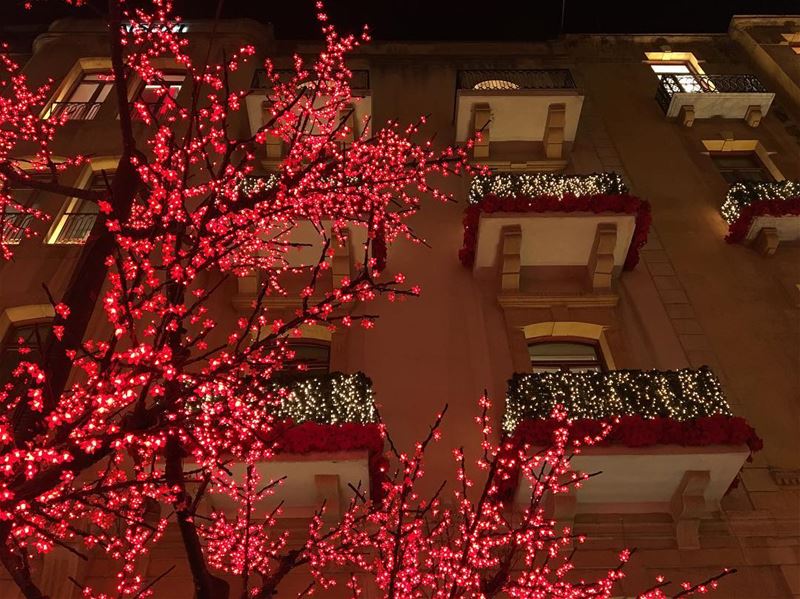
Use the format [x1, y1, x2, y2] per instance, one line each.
[498, 292, 619, 309]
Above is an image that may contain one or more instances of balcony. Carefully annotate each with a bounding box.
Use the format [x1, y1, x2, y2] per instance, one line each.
[455, 69, 583, 166]
[460, 172, 650, 304]
[245, 68, 372, 159]
[721, 180, 800, 251]
[503, 368, 759, 546]
[233, 176, 368, 309]
[195, 372, 383, 518]
[655, 74, 774, 126]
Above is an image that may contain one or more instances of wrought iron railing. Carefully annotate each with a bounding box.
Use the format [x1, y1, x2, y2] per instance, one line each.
[503, 367, 732, 434]
[50, 212, 97, 244]
[47, 101, 104, 121]
[1, 212, 34, 244]
[655, 73, 769, 113]
[720, 180, 800, 224]
[457, 69, 576, 91]
[468, 172, 627, 204]
[251, 68, 370, 91]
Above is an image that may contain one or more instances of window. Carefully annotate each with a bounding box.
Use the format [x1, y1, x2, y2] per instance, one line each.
[0, 321, 50, 386]
[49, 73, 113, 121]
[528, 341, 603, 373]
[711, 153, 773, 184]
[1, 174, 48, 244]
[46, 172, 107, 245]
[138, 73, 185, 116]
[284, 339, 331, 377]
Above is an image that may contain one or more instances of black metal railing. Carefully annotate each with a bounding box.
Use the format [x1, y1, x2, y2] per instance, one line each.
[457, 69, 576, 91]
[1, 212, 34, 244]
[503, 367, 732, 434]
[655, 73, 768, 113]
[51, 212, 97, 244]
[47, 101, 104, 121]
[251, 68, 370, 91]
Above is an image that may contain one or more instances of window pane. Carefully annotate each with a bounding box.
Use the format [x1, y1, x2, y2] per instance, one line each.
[528, 341, 602, 373]
[651, 64, 691, 74]
[68, 82, 100, 103]
[529, 342, 599, 361]
[711, 153, 772, 183]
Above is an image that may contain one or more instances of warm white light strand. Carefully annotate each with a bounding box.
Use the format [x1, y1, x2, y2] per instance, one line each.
[468, 172, 627, 204]
[503, 367, 732, 434]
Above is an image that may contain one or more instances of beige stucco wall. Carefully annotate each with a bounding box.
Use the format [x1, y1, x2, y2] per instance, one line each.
[0, 17, 798, 599]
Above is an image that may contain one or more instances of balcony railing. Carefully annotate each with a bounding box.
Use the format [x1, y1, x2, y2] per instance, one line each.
[47, 101, 103, 121]
[1, 212, 34, 244]
[503, 367, 732, 434]
[655, 73, 768, 114]
[49, 212, 97, 244]
[720, 180, 800, 225]
[468, 172, 627, 204]
[251, 68, 370, 91]
[457, 69, 576, 91]
[270, 371, 377, 425]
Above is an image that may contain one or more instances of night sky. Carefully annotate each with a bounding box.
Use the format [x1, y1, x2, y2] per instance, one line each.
[1, 0, 798, 44]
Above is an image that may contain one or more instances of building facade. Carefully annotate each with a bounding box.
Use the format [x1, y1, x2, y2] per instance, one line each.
[0, 14, 799, 599]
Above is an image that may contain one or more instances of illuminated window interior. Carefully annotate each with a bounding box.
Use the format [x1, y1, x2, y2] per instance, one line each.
[48, 73, 113, 121]
[645, 51, 708, 93]
[473, 79, 520, 91]
[139, 73, 186, 116]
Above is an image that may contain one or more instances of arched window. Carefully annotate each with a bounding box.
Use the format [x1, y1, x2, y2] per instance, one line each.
[473, 79, 520, 91]
[527, 340, 604, 373]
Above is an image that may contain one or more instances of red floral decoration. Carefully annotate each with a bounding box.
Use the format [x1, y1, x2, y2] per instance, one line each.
[725, 196, 800, 243]
[496, 415, 763, 500]
[269, 421, 387, 501]
[459, 193, 652, 270]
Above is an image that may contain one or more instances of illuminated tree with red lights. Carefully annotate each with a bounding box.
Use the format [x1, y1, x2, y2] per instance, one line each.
[0, 1, 733, 598]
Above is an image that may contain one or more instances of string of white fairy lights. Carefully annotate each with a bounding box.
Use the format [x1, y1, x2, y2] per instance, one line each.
[720, 180, 800, 224]
[270, 371, 378, 425]
[468, 172, 628, 204]
[502, 367, 733, 434]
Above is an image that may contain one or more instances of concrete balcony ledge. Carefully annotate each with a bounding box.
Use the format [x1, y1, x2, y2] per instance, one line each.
[455, 69, 583, 160]
[721, 180, 800, 251]
[459, 173, 650, 291]
[655, 73, 775, 125]
[245, 68, 372, 157]
[189, 372, 382, 518]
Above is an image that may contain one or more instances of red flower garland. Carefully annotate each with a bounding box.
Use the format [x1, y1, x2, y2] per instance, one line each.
[725, 196, 800, 243]
[496, 415, 762, 500]
[270, 421, 388, 501]
[459, 193, 652, 271]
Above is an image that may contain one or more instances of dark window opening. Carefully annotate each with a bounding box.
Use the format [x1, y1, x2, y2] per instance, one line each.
[528, 340, 604, 373]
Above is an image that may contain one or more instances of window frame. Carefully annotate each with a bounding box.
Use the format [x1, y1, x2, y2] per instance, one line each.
[48, 71, 114, 121]
[710, 151, 774, 184]
[527, 337, 606, 373]
[45, 165, 114, 245]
